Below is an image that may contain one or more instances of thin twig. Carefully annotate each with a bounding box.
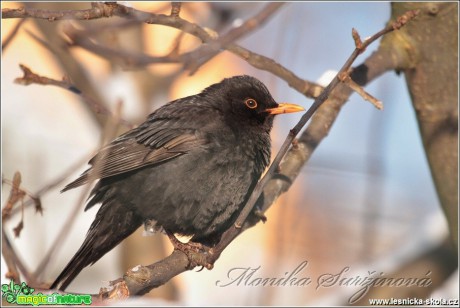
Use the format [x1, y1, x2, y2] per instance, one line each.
[1, 226, 37, 286]
[339, 72, 383, 110]
[184, 2, 286, 73]
[63, 24, 181, 67]
[126, 4, 321, 97]
[2, 172, 26, 221]
[170, 2, 181, 17]
[20, 5, 111, 129]
[166, 31, 186, 58]
[12, 198, 25, 238]
[15, 64, 107, 114]
[1, 228, 21, 284]
[1, 3, 118, 20]
[33, 184, 91, 280]
[352, 28, 364, 51]
[9, 155, 90, 217]
[2, 18, 26, 51]
[2, 178, 43, 216]
[14, 64, 133, 128]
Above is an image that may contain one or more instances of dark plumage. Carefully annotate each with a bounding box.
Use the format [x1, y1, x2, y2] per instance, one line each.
[51, 75, 304, 291]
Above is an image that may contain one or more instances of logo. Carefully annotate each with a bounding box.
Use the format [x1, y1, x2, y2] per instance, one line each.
[1, 281, 92, 306]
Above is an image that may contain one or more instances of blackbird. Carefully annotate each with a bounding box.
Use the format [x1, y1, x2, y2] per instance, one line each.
[51, 75, 304, 291]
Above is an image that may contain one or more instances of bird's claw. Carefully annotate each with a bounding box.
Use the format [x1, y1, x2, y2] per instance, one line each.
[181, 246, 214, 270]
[166, 232, 213, 269]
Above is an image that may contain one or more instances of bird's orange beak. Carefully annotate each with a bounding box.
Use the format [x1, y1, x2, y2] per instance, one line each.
[265, 103, 305, 115]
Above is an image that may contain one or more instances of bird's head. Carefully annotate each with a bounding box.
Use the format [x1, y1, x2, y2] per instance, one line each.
[200, 75, 304, 131]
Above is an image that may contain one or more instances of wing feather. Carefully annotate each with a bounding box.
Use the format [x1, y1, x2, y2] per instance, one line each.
[63, 128, 206, 192]
[62, 97, 216, 192]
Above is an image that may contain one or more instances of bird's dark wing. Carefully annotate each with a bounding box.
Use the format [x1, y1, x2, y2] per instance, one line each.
[62, 115, 208, 192]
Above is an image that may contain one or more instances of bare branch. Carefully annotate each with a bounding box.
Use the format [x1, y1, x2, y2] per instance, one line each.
[101, 251, 189, 299]
[1, 3, 119, 21]
[170, 2, 182, 17]
[1, 230, 21, 284]
[62, 24, 181, 67]
[2, 172, 26, 221]
[4, 2, 321, 99]
[352, 28, 363, 50]
[183, 2, 286, 73]
[338, 72, 383, 110]
[14, 64, 133, 128]
[33, 185, 91, 280]
[2, 18, 26, 51]
[9, 155, 90, 217]
[1, 226, 37, 286]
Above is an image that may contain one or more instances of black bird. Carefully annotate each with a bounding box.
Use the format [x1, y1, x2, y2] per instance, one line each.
[51, 75, 304, 291]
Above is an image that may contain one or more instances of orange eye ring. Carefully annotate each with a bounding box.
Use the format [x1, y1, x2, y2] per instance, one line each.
[244, 98, 258, 109]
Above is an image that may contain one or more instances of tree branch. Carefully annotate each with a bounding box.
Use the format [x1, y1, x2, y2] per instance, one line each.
[170, 2, 182, 18]
[2, 18, 26, 51]
[1, 226, 37, 286]
[1, 228, 21, 284]
[3, 2, 322, 100]
[1, 3, 119, 20]
[183, 2, 286, 73]
[390, 2, 459, 250]
[14, 64, 133, 128]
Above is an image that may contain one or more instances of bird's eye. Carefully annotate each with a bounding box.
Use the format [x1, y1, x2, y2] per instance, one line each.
[244, 98, 258, 109]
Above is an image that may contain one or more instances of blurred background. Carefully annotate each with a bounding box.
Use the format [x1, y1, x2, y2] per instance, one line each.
[2, 2, 457, 306]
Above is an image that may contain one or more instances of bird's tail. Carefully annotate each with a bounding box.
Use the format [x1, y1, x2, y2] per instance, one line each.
[50, 198, 143, 291]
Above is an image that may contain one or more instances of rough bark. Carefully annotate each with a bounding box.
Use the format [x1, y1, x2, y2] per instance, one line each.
[386, 2, 458, 250]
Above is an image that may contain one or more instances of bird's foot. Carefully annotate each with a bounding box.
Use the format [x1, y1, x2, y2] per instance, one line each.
[166, 232, 213, 270]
